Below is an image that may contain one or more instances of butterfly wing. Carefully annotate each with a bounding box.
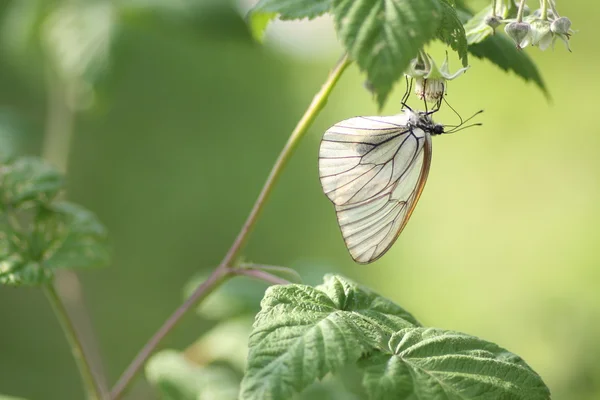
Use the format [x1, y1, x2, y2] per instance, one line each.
[319, 114, 432, 264]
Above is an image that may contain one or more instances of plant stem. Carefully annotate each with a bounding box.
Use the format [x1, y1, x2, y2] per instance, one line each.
[44, 284, 103, 400]
[548, 0, 559, 17]
[491, 0, 498, 17]
[516, 0, 527, 22]
[219, 53, 352, 268]
[109, 53, 352, 399]
[540, 0, 549, 20]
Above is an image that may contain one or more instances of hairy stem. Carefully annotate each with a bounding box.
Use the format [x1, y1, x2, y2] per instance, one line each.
[109, 54, 352, 399]
[44, 284, 103, 399]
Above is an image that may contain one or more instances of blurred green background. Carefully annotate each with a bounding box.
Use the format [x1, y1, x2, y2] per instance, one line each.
[0, 0, 598, 399]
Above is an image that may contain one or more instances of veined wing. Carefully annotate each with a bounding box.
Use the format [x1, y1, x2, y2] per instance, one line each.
[318, 114, 432, 264]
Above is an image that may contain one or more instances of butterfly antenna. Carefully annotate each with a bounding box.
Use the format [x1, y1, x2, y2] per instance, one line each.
[442, 95, 463, 126]
[446, 122, 483, 134]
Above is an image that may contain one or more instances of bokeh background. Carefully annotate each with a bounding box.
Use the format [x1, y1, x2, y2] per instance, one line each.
[0, 0, 598, 399]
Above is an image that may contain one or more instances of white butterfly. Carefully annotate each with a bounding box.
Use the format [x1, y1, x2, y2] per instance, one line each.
[318, 108, 446, 264]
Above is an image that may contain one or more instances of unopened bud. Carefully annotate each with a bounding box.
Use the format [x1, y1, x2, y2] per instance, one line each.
[505, 21, 531, 48]
[485, 15, 502, 32]
[551, 17, 572, 35]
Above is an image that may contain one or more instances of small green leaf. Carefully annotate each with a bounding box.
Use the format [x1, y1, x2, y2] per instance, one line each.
[34, 202, 111, 270]
[0, 157, 64, 209]
[247, 11, 277, 42]
[436, 1, 468, 66]
[361, 328, 551, 400]
[0, 259, 53, 286]
[146, 350, 239, 400]
[250, 0, 332, 20]
[1, 201, 110, 287]
[240, 274, 418, 399]
[332, 0, 445, 108]
[463, 5, 495, 44]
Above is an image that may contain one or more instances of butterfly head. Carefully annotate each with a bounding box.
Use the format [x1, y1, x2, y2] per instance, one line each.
[407, 110, 445, 136]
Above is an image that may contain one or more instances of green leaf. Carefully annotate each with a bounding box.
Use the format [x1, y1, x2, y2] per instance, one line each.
[361, 328, 551, 400]
[463, 5, 494, 44]
[0, 157, 64, 210]
[146, 350, 240, 400]
[34, 202, 111, 270]
[250, 0, 332, 20]
[247, 11, 277, 42]
[332, 0, 445, 108]
[436, 1, 468, 67]
[240, 274, 418, 399]
[0, 260, 54, 286]
[468, 33, 549, 98]
[1, 201, 111, 287]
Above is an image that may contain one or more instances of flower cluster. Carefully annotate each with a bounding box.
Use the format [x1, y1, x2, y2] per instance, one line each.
[502, 0, 574, 51]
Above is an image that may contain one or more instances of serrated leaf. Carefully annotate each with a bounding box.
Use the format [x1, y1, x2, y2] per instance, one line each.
[436, 1, 468, 67]
[1, 201, 110, 287]
[0, 157, 64, 209]
[250, 0, 332, 20]
[240, 274, 418, 399]
[333, 0, 445, 108]
[34, 202, 110, 270]
[146, 350, 239, 400]
[361, 328, 551, 400]
[0, 259, 54, 286]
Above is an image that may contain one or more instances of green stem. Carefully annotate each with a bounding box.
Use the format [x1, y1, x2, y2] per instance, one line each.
[548, 0, 560, 17]
[491, 0, 498, 17]
[109, 53, 352, 399]
[44, 284, 102, 399]
[219, 53, 352, 268]
[516, 0, 527, 22]
[540, 0, 549, 20]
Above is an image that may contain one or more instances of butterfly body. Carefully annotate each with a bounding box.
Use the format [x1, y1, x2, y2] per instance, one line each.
[318, 109, 443, 264]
